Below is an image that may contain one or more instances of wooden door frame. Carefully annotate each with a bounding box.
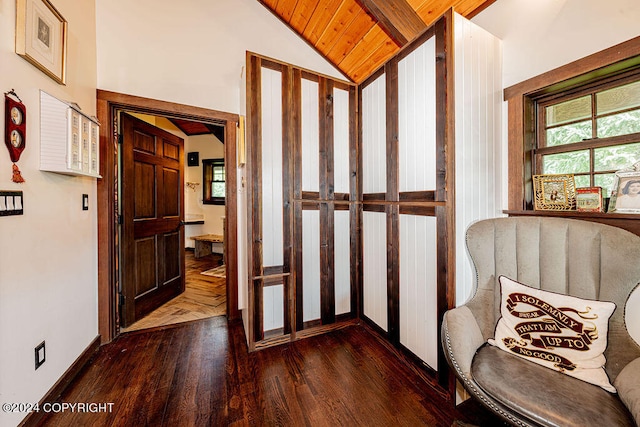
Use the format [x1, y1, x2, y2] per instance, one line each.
[97, 89, 240, 344]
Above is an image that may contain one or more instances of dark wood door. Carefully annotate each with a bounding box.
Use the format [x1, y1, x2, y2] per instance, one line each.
[120, 113, 185, 327]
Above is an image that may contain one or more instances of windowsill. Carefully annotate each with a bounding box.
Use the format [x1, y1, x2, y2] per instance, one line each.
[504, 209, 640, 220]
[504, 209, 640, 237]
[203, 200, 225, 206]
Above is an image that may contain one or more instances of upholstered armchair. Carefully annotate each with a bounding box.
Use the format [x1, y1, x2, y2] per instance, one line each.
[442, 217, 640, 426]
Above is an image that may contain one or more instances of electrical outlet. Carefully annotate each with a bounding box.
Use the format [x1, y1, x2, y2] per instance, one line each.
[35, 341, 45, 370]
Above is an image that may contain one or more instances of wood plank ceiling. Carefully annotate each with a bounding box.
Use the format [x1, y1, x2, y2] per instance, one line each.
[258, 0, 496, 83]
[169, 118, 226, 143]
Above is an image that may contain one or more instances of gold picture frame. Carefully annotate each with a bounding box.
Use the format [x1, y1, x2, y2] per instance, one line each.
[533, 174, 576, 211]
[15, 0, 67, 85]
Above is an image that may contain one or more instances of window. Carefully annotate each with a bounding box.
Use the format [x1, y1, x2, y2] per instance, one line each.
[535, 72, 640, 194]
[203, 158, 225, 205]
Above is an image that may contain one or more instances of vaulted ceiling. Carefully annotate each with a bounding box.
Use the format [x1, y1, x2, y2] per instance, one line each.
[169, 118, 226, 143]
[258, 0, 496, 83]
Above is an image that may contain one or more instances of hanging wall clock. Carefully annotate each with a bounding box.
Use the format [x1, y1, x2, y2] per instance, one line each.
[4, 89, 26, 182]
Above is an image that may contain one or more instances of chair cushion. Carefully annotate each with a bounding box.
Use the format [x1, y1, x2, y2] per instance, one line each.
[489, 276, 616, 392]
[472, 344, 635, 427]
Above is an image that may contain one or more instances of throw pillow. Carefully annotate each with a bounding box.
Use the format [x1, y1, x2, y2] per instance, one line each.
[489, 276, 617, 392]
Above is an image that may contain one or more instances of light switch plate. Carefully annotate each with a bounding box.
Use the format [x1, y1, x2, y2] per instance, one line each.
[0, 191, 23, 216]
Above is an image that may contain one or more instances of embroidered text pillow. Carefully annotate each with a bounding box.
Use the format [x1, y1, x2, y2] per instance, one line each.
[489, 276, 617, 392]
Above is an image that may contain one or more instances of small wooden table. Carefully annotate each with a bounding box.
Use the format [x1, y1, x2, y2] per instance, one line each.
[191, 234, 224, 259]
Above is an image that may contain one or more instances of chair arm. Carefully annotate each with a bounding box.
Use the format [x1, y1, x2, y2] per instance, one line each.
[441, 306, 485, 378]
[614, 357, 640, 425]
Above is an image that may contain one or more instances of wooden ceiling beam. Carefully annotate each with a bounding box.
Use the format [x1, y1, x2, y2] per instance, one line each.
[356, 0, 427, 45]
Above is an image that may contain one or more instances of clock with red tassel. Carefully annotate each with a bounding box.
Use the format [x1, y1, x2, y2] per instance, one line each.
[4, 89, 26, 183]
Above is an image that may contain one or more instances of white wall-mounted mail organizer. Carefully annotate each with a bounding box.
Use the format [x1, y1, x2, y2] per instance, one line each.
[40, 90, 101, 178]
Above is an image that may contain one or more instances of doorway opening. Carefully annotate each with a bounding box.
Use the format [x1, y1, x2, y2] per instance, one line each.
[119, 111, 228, 332]
[97, 90, 240, 344]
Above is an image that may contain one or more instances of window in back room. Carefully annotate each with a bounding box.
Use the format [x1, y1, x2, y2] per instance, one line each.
[203, 158, 225, 205]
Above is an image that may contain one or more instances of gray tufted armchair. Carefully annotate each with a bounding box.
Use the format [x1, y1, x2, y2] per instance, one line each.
[441, 217, 640, 426]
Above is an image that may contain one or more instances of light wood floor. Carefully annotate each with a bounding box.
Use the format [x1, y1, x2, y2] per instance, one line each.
[121, 251, 226, 332]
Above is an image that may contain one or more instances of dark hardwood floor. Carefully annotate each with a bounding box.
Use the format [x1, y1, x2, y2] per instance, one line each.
[38, 317, 501, 427]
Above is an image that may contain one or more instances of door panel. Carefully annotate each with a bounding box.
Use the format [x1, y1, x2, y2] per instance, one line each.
[163, 139, 179, 160]
[163, 232, 181, 283]
[134, 162, 156, 218]
[121, 112, 185, 327]
[135, 237, 157, 296]
[134, 129, 155, 153]
[163, 168, 180, 216]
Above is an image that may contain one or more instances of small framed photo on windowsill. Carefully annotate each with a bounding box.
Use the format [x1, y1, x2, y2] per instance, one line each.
[608, 171, 640, 213]
[533, 174, 577, 211]
[576, 187, 603, 212]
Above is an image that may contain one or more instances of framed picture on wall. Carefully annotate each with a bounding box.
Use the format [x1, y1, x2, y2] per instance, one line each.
[533, 174, 577, 211]
[15, 0, 67, 84]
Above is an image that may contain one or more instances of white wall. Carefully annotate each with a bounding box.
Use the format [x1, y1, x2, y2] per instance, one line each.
[453, 14, 503, 305]
[361, 75, 387, 194]
[399, 215, 438, 369]
[0, 1, 98, 426]
[260, 67, 284, 268]
[398, 39, 437, 193]
[473, 0, 640, 88]
[362, 211, 388, 331]
[95, 0, 345, 115]
[301, 79, 320, 193]
[334, 210, 351, 315]
[302, 210, 321, 322]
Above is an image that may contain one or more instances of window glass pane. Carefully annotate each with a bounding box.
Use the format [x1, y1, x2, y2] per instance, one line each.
[546, 121, 592, 146]
[595, 173, 616, 194]
[213, 166, 225, 181]
[573, 175, 590, 188]
[594, 142, 640, 171]
[542, 150, 590, 175]
[596, 80, 640, 115]
[546, 95, 591, 126]
[596, 110, 640, 138]
[211, 182, 225, 198]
